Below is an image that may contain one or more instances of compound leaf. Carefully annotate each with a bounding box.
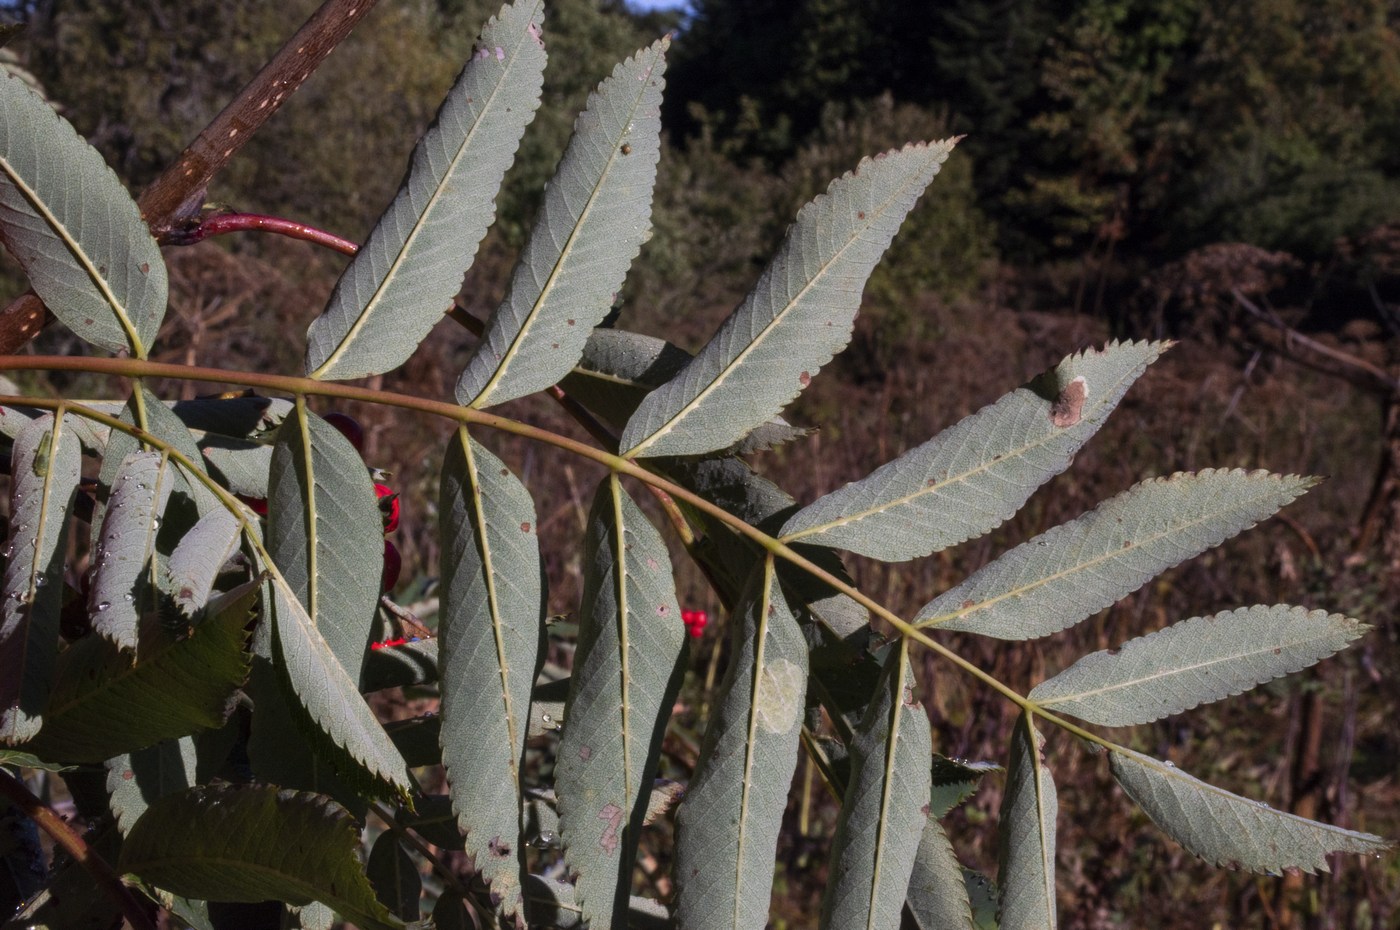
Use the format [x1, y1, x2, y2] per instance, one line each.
[306, 0, 547, 380]
[0, 71, 166, 357]
[437, 428, 544, 920]
[118, 784, 403, 930]
[918, 469, 1315, 639]
[0, 413, 81, 743]
[457, 39, 667, 408]
[555, 474, 686, 927]
[821, 642, 932, 930]
[675, 557, 807, 930]
[997, 713, 1057, 930]
[1109, 747, 1389, 874]
[1030, 605, 1367, 726]
[88, 450, 174, 650]
[267, 403, 382, 684]
[780, 341, 1165, 560]
[620, 141, 955, 459]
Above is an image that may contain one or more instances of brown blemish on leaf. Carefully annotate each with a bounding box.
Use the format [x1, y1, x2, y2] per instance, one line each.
[139, 262, 150, 274]
[598, 803, 624, 853]
[1122, 540, 1133, 549]
[656, 604, 669, 616]
[621, 143, 632, 155]
[579, 745, 592, 761]
[799, 371, 812, 387]
[1050, 376, 1087, 427]
[961, 599, 976, 610]
[488, 836, 511, 857]
[520, 522, 531, 533]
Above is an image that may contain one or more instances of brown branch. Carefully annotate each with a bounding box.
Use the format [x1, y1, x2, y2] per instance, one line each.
[0, 768, 158, 930]
[138, 0, 381, 236]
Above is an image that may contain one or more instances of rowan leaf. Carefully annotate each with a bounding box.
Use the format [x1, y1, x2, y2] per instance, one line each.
[1030, 605, 1367, 725]
[555, 474, 686, 927]
[1109, 747, 1389, 873]
[167, 507, 244, 616]
[919, 470, 1315, 639]
[0, 413, 81, 743]
[457, 39, 667, 408]
[437, 427, 544, 920]
[904, 818, 976, 930]
[780, 341, 1165, 560]
[0, 70, 166, 357]
[674, 557, 808, 930]
[620, 141, 955, 459]
[997, 713, 1057, 930]
[820, 642, 932, 930]
[118, 784, 404, 930]
[88, 450, 175, 650]
[306, 0, 547, 380]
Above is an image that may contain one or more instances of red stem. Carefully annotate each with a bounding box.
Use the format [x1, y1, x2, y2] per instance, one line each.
[180, 212, 361, 256]
[0, 768, 158, 930]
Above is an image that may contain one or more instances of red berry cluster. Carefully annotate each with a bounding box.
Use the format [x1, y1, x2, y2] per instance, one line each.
[681, 609, 708, 639]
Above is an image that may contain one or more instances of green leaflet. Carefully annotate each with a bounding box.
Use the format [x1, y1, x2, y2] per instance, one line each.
[620, 140, 955, 459]
[437, 428, 544, 921]
[1109, 747, 1390, 874]
[1030, 605, 1368, 726]
[88, 450, 174, 650]
[904, 819, 977, 930]
[457, 39, 668, 408]
[674, 557, 808, 930]
[118, 784, 404, 930]
[519, 874, 674, 930]
[820, 642, 932, 930]
[20, 581, 253, 763]
[779, 341, 1165, 560]
[555, 474, 687, 928]
[997, 713, 1057, 930]
[0, 70, 166, 357]
[306, 0, 547, 381]
[0, 413, 81, 743]
[267, 403, 383, 684]
[919, 469, 1316, 639]
[167, 507, 243, 616]
[267, 571, 413, 804]
[106, 737, 199, 834]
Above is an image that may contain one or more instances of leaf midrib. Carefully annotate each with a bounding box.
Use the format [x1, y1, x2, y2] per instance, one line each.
[626, 148, 937, 458]
[734, 558, 775, 928]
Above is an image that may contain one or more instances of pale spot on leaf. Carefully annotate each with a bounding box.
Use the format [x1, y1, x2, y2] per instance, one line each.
[755, 658, 803, 734]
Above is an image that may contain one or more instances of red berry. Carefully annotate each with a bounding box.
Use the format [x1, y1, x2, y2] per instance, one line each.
[381, 539, 402, 593]
[682, 609, 708, 639]
[375, 483, 400, 534]
[323, 412, 365, 453]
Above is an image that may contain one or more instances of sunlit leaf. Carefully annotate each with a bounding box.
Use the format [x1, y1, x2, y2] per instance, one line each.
[167, 507, 244, 616]
[458, 39, 667, 408]
[780, 341, 1165, 560]
[821, 641, 931, 930]
[306, 0, 547, 380]
[1030, 605, 1367, 725]
[620, 140, 955, 459]
[555, 474, 686, 927]
[118, 784, 404, 930]
[437, 428, 544, 919]
[675, 557, 807, 930]
[88, 450, 174, 650]
[919, 470, 1315, 639]
[1109, 747, 1389, 874]
[997, 713, 1056, 930]
[0, 413, 81, 743]
[0, 71, 166, 357]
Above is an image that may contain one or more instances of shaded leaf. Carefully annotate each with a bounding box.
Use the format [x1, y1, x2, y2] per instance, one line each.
[556, 475, 686, 927]
[361, 637, 440, 692]
[0, 71, 166, 357]
[519, 874, 672, 930]
[118, 784, 404, 930]
[930, 755, 999, 819]
[1030, 605, 1367, 726]
[0, 414, 81, 743]
[780, 341, 1165, 560]
[458, 39, 667, 408]
[8, 824, 123, 930]
[20, 580, 254, 763]
[106, 737, 198, 834]
[306, 0, 547, 380]
[904, 818, 976, 930]
[674, 557, 807, 930]
[437, 428, 543, 919]
[820, 641, 931, 930]
[1109, 747, 1389, 874]
[367, 831, 421, 922]
[88, 450, 174, 650]
[267, 403, 382, 683]
[997, 713, 1056, 930]
[620, 141, 955, 459]
[919, 470, 1315, 639]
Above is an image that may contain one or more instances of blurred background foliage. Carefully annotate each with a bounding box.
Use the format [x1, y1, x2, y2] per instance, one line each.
[4, 1, 1400, 927]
